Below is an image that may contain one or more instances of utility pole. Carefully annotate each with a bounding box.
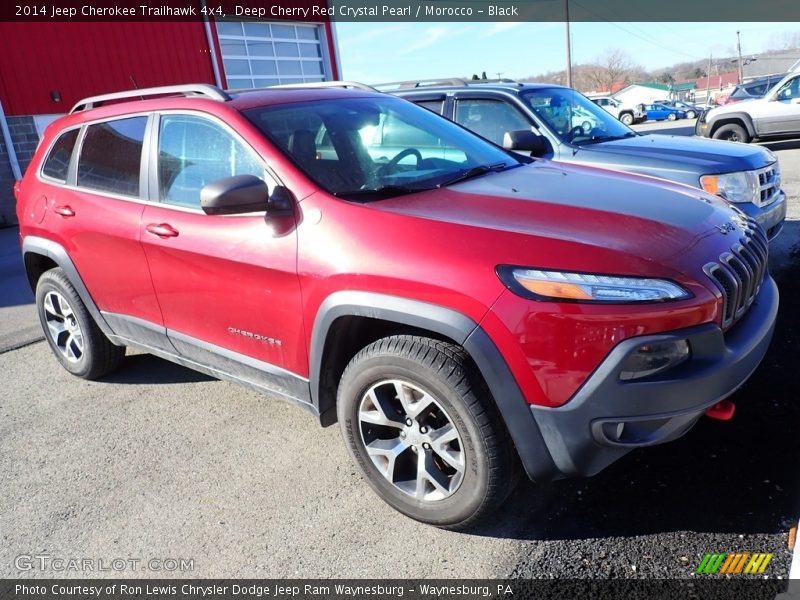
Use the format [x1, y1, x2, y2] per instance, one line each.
[564, 0, 572, 88]
[736, 30, 744, 84]
[705, 53, 712, 105]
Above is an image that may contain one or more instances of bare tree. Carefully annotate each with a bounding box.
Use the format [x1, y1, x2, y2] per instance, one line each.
[586, 48, 638, 92]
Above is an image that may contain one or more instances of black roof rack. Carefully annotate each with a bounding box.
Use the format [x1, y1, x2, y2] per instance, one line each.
[70, 84, 230, 113]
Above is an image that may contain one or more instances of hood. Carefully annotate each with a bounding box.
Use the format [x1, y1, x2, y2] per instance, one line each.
[570, 133, 775, 185]
[372, 161, 745, 272]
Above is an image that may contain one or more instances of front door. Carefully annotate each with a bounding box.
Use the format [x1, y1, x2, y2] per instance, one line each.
[139, 113, 306, 400]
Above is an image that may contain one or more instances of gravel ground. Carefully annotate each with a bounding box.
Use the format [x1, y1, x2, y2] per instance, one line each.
[0, 137, 798, 581]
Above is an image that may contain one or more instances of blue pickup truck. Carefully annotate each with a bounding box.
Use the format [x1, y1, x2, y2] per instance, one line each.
[386, 79, 786, 240]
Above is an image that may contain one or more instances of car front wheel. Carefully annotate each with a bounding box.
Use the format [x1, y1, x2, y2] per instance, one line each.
[337, 335, 518, 529]
[667, 113, 677, 121]
[36, 268, 125, 379]
[620, 113, 634, 125]
[712, 123, 750, 143]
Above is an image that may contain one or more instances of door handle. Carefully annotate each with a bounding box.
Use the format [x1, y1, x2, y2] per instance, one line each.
[145, 223, 179, 238]
[53, 205, 75, 217]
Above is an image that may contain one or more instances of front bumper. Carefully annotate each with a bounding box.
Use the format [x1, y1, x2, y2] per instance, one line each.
[736, 191, 787, 241]
[527, 276, 778, 479]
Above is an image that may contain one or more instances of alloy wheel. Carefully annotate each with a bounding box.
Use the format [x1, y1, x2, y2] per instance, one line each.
[358, 379, 465, 502]
[43, 291, 84, 363]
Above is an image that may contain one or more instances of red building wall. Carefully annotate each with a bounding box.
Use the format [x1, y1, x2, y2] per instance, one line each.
[0, 22, 216, 116]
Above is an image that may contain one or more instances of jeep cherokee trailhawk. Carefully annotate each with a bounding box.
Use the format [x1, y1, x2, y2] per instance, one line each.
[16, 84, 778, 528]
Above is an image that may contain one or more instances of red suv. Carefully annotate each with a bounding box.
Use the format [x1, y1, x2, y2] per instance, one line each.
[16, 84, 778, 528]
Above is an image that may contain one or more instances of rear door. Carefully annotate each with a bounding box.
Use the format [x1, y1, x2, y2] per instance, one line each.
[139, 112, 307, 399]
[38, 115, 166, 343]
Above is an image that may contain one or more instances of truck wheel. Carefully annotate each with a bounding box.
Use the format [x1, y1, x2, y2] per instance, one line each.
[712, 123, 750, 143]
[35, 268, 125, 379]
[620, 112, 634, 126]
[337, 335, 518, 529]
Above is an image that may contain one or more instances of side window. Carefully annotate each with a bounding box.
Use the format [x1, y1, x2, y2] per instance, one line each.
[42, 129, 79, 183]
[158, 115, 270, 208]
[415, 100, 444, 115]
[454, 99, 531, 145]
[77, 117, 147, 196]
[776, 77, 800, 101]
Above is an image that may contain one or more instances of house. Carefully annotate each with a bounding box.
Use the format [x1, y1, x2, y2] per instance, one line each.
[0, 16, 342, 226]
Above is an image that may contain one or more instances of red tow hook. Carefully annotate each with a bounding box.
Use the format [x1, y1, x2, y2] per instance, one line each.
[705, 400, 736, 421]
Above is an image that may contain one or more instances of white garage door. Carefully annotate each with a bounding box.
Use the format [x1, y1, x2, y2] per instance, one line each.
[217, 21, 331, 89]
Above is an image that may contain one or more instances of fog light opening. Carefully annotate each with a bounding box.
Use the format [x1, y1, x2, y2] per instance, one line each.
[619, 339, 690, 381]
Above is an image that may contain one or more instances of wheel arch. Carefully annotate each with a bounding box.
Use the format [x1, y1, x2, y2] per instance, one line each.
[21, 236, 116, 340]
[708, 112, 756, 138]
[309, 291, 559, 481]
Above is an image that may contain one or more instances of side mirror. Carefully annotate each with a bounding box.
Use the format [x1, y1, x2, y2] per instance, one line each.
[503, 130, 548, 155]
[201, 175, 269, 216]
[266, 186, 295, 218]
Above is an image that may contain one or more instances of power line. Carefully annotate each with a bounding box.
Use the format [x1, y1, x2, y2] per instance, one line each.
[570, 1, 706, 61]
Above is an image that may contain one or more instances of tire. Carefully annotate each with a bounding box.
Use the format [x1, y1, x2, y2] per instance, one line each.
[667, 112, 677, 121]
[686, 110, 696, 119]
[35, 268, 125, 379]
[619, 112, 634, 126]
[712, 123, 750, 143]
[337, 335, 519, 529]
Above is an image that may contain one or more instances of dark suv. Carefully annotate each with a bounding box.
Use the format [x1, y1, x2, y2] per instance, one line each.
[16, 84, 777, 528]
[388, 79, 786, 240]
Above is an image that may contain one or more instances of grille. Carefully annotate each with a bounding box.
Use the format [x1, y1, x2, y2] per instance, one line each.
[755, 164, 780, 207]
[704, 218, 769, 330]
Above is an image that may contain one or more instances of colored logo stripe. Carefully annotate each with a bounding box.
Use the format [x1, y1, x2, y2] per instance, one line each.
[696, 553, 773, 574]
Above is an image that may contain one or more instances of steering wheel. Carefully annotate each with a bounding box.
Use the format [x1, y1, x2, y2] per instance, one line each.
[567, 125, 585, 141]
[383, 148, 422, 173]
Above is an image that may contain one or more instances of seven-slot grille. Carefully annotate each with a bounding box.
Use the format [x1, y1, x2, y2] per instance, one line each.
[755, 164, 780, 207]
[703, 218, 769, 330]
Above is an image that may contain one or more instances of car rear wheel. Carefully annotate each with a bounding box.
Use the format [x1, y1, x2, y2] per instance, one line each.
[712, 123, 750, 143]
[36, 268, 125, 379]
[619, 112, 634, 126]
[337, 335, 519, 529]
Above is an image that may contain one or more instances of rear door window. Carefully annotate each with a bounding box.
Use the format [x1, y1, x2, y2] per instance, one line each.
[42, 129, 79, 183]
[77, 117, 147, 197]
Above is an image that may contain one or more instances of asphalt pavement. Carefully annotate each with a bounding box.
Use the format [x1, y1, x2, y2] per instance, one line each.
[1, 131, 799, 580]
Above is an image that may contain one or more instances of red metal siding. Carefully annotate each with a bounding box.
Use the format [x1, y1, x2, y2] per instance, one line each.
[0, 22, 216, 116]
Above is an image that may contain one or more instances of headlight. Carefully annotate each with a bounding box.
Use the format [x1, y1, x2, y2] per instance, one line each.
[700, 171, 759, 204]
[497, 267, 691, 303]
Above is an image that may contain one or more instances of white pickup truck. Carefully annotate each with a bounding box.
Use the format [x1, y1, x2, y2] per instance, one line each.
[592, 96, 646, 125]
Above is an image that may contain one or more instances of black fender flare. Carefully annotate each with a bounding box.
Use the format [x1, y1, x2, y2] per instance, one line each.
[308, 291, 559, 481]
[707, 111, 757, 138]
[21, 236, 116, 339]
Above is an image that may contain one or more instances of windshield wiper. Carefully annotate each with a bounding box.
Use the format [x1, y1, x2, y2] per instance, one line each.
[575, 131, 638, 146]
[333, 185, 425, 200]
[436, 162, 510, 188]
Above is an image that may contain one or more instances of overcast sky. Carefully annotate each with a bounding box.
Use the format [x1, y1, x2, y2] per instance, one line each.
[336, 22, 800, 84]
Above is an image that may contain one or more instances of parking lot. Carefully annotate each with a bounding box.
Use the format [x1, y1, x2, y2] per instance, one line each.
[1, 130, 799, 580]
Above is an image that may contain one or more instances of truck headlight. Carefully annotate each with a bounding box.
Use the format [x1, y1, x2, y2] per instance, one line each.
[497, 267, 691, 303]
[700, 171, 759, 204]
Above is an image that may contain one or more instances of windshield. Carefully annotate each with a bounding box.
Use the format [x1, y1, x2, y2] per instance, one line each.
[519, 87, 635, 145]
[244, 97, 519, 198]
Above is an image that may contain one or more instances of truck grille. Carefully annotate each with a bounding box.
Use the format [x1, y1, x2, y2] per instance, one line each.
[755, 164, 780, 207]
[703, 218, 769, 330]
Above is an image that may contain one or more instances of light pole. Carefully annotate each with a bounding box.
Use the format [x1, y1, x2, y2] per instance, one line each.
[564, 0, 572, 88]
[736, 30, 744, 84]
